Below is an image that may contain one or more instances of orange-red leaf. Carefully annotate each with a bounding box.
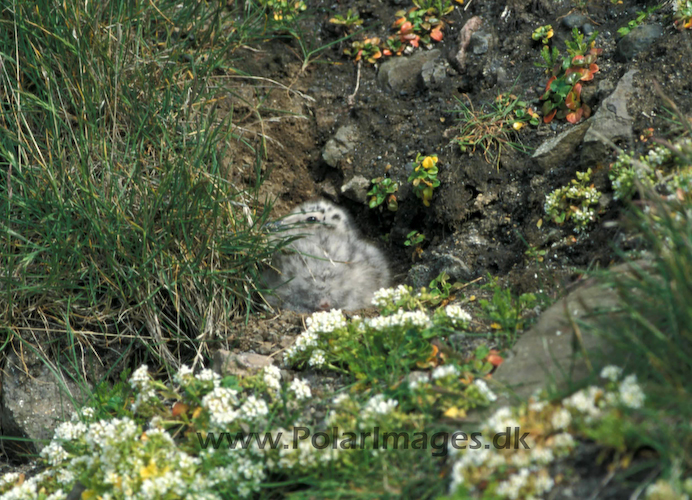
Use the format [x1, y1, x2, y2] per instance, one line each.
[430, 28, 444, 42]
[400, 21, 413, 34]
[544, 108, 557, 123]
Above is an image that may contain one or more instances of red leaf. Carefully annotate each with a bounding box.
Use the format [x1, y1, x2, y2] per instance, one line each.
[566, 107, 584, 124]
[400, 21, 413, 34]
[589, 63, 599, 74]
[543, 108, 557, 123]
[571, 55, 585, 66]
[430, 28, 444, 42]
[545, 75, 556, 92]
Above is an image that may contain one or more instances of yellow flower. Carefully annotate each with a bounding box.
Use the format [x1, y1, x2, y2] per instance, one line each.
[422, 155, 437, 169]
[513, 122, 524, 131]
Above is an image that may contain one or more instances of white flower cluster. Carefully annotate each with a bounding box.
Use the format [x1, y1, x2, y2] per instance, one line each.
[284, 309, 347, 368]
[359, 394, 398, 427]
[366, 308, 431, 331]
[473, 379, 498, 403]
[448, 401, 579, 498]
[371, 285, 411, 308]
[565, 371, 645, 416]
[544, 169, 601, 233]
[275, 430, 340, 471]
[129, 364, 157, 413]
[618, 374, 646, 409]
[202, 387, 240, 426]
[431, 364, 460, 380]
[600, 365, 623, 382]
[305, 309, 347, 333]
[308, 349, 326, 368]
[240, 395, 270, 421]
[494, 468, 554, 500]
[174, 364, 194, 385]
[443, 304, 472, 326]
[283, 330, 319, 365]
[263, 365, 282, 392]
[563, 386, 605, 421]
[289, 378, 312, 400]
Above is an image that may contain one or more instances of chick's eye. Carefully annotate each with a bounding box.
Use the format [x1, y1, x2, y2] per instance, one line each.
[306, 216, 318, 223]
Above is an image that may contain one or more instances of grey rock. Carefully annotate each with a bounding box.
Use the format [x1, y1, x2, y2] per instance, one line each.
[470, 31, 492, 55]
[617, 24, 663, 60]
[489, 267, 638, 404]
[377, 49, 441, 93]
[532, 121, 591, 169]
[561, 14, 589, 29]
[421, 59, 449, 89]
[322, 125, 358, 167]
[581, 70, 638, 166]
[341, 175, 371, 203]
[407, 249, 473, 289]
[213, 350, 274, 377]
[0, 350, 82, 459]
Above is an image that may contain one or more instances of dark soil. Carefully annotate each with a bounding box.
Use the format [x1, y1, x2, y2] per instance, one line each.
[224, 0, 691, 296]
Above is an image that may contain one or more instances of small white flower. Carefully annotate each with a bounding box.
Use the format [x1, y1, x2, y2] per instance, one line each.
[432, 364, 460, 380]
[550, 408, 572, 430]
[473, 379, 497, 402]
[289, 378, 312, 400]
[618, 374, 645, 409]
[600, 365, 623, 382]
[263, 365, 282, 392]
[240, 395, 269, 420]
[308, 349, 326, 368]
[444, 304, 472, 326]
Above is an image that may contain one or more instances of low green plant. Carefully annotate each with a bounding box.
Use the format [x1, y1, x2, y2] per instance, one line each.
[259, 0, 307, 22]
[617, 5, 661, 37]
[532, 24, 554, 44]
[609, 139, 692, 200]
[479, 276, 537, 344]
[525, 244, 547, 263]
[408, 153, 441, 207]
[344, 37, 383, 63]
[537, 28, 602, 124]
[329, 8, 363, 30]
[368, 176, 399, 210]
[674, 0, 692, 29]
[404, 230, 426, 247]
[452, 93, 539, 166]
[544, 168, 602, 233]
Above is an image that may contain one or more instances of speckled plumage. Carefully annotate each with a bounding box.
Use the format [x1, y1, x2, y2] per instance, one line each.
[262, 199, 390, 313]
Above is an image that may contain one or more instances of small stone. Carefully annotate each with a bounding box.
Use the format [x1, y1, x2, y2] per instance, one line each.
[341, 175, 371, 203]
[322, 125, 358, 167]
[617, 24, 663, 61]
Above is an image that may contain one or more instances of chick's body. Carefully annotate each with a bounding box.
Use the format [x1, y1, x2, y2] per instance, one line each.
[263, 200, 390, 313]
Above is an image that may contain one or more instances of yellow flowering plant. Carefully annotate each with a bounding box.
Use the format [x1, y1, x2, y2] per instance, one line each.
[408, 153, 441, 207]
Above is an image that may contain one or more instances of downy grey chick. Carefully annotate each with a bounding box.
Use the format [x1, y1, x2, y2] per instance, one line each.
[262, 199, 390, 313]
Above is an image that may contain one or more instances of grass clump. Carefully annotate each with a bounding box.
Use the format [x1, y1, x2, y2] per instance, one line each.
[452, 93, 539, 167]
[0, 0, 277, 368]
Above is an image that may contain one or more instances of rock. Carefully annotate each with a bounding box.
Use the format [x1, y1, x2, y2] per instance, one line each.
[470, 30, 492, 55]
[341, 175, 371, 203]
[532, 121, 591, 169]
[377, 49, 442, 94]
[617, 24, 663, 60]
[407, 249, 473, 289]
[454, 16, 483, 71]
[421, 58, 449, 90]
[581, 70, 638, 166]
[490, 267, 637, 404]
[212, 350, 274, 377]
[561, 14, 588, 30]
[0, 350, 82, 459]
[322, 125, 358, 167]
